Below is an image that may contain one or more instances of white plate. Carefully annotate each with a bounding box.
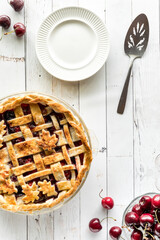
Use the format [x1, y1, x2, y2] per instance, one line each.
[36, 7, 110, 81]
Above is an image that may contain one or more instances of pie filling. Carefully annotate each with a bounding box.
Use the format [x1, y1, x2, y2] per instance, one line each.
[0, 99, 90, 210]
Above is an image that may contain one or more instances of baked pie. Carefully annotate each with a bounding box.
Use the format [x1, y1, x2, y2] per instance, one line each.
[0, 94, 92, 212]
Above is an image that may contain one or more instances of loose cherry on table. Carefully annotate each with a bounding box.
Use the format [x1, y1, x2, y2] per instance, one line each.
[89, 217, 116, 233]
[8, 0, 24, 12]
[109, 226, 123, 240]
[4, 22, 26, 38]
[99, 189, 114, 209]
[13, 23, 26, 37]
[0, 15, 11, 29]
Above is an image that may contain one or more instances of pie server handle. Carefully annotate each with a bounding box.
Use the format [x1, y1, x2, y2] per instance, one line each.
[117, 60, 134, 114]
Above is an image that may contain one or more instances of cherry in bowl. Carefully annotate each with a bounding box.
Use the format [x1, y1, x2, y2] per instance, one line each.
[122, 193, 159, 239]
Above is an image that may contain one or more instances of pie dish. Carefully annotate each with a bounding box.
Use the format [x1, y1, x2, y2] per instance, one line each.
[0, 93, 92, 213]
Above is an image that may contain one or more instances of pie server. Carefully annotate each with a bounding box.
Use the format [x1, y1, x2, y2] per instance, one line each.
[117, 14, 149, 114]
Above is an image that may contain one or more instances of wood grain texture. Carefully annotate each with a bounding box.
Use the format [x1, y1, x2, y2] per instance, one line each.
[106, 0, 134, 238]
[0, 1, 26, 240]
[132, 0, 160, 195]
[25, 1, 54, 240]
[51, 0, 80, 240]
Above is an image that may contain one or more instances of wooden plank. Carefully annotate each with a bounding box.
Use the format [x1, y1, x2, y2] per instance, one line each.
[25, 0, 53, 94]
[51, 1, 80, 239]
[79, 0, 107, 239]
[25, 1, 54, 240]
[132, 0, 160, 195]
[0, 1, 26, 240]
[106, 0, 133, 238]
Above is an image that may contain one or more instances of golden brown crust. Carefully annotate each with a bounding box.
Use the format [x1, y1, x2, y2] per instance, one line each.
[0, 94, 92, 213]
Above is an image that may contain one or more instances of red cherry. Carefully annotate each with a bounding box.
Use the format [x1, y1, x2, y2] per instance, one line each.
[109, 226, 122, 240]
[9, 0, 24, 12]
[152, 195, 160, 209]
[89, 218, 102, 233]
[131, 230, 143, 240]
[125, 212, 139, 228]
[154, 223, 160, 237]
[0, 15, 11, 29]
[139, 213, 154, 228]
[89, 216, 116, 233]
[99, 189, 114, 209]
[13, 22, 26, 37]
[139, 196, 152, 210]
[102, 197, 114, 209]
[132, 204, 143, 216]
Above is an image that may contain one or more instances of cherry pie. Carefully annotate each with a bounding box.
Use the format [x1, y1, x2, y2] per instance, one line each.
[0, 94, 92, 212]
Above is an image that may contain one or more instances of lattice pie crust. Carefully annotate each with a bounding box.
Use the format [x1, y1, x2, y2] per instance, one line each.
[0, 94, 92, 212]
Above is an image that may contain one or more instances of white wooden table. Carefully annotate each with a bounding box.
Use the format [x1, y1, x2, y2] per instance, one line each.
[0, 0, 159, 239]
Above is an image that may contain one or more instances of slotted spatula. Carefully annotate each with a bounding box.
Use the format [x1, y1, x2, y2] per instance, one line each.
[117, 14, 149, 114]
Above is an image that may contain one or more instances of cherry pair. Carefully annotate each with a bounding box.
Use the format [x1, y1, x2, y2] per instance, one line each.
[0, 16, 26, 38]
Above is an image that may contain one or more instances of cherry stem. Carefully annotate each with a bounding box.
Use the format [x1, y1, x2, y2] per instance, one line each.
[99, 189, 104, 199]
[120, 236, 125, 240]
[121, 225, 131, 232]
[155, 209, 160, 224]
[133, 225, 140, 231]
[145, 231, 155, 240]
[4, 30, 14, 35]
[100, 216, 116, 223]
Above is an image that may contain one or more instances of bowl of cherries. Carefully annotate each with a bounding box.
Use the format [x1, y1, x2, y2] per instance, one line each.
[122, 193, 160, 240]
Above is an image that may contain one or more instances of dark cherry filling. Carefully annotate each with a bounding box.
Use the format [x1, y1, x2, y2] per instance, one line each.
[44, 115, 51, 123]
[4, 110, 15, 121]
[21, 104, 31, 115]
[55, 146, 62, 153]
[33, 132, 39, 138]
[0, 114, 3, 121]
[79, 153, 84, 165]
[23, 169, 37, 177]
[48, 126, 56, 135]
[15, 186, 23, 198]
[10, 174, 17, 182]
[56, 112, 65, 120]
[74, 140, 82, 147]
[0, 142, 6, 149]
[38, 103, 52, 116]
[49, 174, 56, 185]
[38, 103, 46, 111]
[8, 126, 20, 134]
[71, 157, 75, 164]
[40, 152, 46, 158]
[28, 121, 36, 130]
[65, 170, 71, 180]
[18, 156, 33, 165]
[12, 137, 25, 145]
[34, 192, 48, 203]
[60, 160, 66, 166]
